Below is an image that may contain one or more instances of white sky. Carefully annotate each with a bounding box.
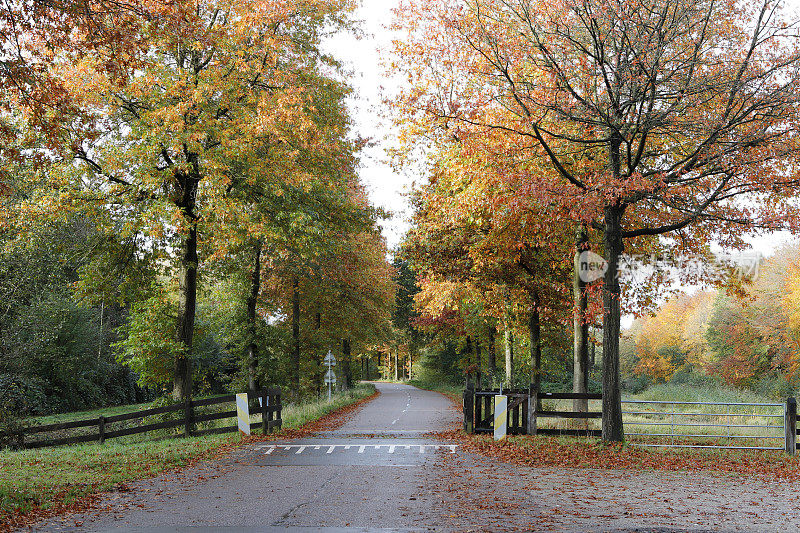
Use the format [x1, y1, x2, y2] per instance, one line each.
[325, 0, 800, 259]
[324, 2, 409, 251]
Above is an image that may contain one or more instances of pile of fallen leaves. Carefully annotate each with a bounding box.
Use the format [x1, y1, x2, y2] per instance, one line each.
[439, 430, 800, 481]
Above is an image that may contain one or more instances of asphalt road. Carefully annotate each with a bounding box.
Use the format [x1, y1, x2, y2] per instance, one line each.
[28, 383, 800, 532]
[32, 382, 463, 533]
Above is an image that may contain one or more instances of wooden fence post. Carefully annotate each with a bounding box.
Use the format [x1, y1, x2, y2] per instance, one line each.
[464, 379, 474, 434]
[527, 383, 537, 435]
[98, 415, 106, 444]
[275, 389, 282, 429]
[261, 389, 269, 434]
[184, 398, 194, 437]
[786, 397, 796, 455]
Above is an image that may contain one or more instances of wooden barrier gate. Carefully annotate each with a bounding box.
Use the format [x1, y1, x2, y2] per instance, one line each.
[464, 381, 602, 437]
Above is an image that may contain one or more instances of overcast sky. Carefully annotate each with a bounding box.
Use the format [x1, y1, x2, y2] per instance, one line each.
[324, 0, 800, 258]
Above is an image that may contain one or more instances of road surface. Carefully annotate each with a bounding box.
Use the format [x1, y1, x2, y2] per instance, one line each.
[32, 383, 461, 532]
[28, 382, 800, 532]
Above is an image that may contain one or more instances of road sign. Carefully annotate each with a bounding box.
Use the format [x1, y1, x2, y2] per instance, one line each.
[324, 350, 337, 399]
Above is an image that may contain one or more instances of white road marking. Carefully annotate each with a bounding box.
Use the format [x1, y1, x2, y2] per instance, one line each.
[254, 444, 458, 454]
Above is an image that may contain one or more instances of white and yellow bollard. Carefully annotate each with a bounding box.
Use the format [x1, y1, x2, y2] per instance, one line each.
[236, 393, 251, 435]
[493, 394, 508, 441]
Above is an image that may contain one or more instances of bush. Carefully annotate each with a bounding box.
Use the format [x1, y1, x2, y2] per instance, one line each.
[622, 374, 650, 394]
[0, 375, 47, 417]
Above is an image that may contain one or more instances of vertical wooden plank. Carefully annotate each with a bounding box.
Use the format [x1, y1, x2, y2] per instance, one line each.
[527, 383, 537, 435]
[475, 391, 482, 431]
[786, 397, 796, 455]
[511, 400, 519, 434]
[464, 380, 474, 434]
[275, 388, 283, 429]
[521, 392, 528, 435]
[184, 398, 194, 437]
[261, 389, 269, 434]
[98, 416, 106, 444]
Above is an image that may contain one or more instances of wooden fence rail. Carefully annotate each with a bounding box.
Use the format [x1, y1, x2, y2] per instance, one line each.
[4, 388, 282, 450]
[464, 381, 601, 437]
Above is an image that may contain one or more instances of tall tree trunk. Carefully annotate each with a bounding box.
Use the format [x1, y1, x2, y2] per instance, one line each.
[393, 350, 398, 381]
[465, 335, 473, 371]
[342, 338, 352, 389]
[173, 168, 199, 401]
[475, 339, 482, 376]
[488, 326, 496, 374]
[602, 204, 625, 442]
[314, 312, 322, 396]
[246, 240, 262, 391]
[530, 287, 541, 409]
[504, 328, 514, 387]
[291, 277, 301, 393]
[409, 345, 414, 380]
[573, 226, 590, 412]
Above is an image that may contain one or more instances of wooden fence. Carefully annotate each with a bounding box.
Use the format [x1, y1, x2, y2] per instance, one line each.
[464, 381, 601, 437]
[5, 388, 282, 449]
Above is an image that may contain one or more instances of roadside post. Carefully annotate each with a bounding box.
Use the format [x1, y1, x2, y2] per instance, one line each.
[324, 350, 337, 401]
[236, 392, 250, 435]
[494, 393, 508, 441]
[786, 397, 796, 455]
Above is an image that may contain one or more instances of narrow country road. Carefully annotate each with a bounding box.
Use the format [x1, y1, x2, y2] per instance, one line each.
[28, 383, 800, 532]
[31, 383, 463, 532]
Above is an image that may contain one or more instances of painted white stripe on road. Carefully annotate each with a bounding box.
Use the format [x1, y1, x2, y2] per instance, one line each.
[254, 444, 458, 454]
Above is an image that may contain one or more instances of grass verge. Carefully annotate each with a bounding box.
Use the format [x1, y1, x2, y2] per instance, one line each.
[407, 380, 462, 406]
[0, 383, 377, 531]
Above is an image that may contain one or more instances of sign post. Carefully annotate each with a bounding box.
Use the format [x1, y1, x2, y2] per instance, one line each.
[493, 394, 508, 441]
[323, 350, 337, 401]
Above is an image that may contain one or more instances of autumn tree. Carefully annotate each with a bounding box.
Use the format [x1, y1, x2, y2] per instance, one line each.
[11, 0, 356, 400]
[394, 0, 800, 440]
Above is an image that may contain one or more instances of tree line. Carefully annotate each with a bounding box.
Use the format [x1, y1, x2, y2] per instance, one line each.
[0, 0, 396, 416]
[392, 0, 800, 441]
[622, 242, 800, 398]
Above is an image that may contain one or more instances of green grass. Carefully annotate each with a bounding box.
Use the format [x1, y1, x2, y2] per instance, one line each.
[24, 393, 232, 426]
[407, 379, 462, 401]
[0, 434, 236, 523]
[0, 384, 376, 527]
[625, 382, 776, 404]
[281, 384, 376, 428]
